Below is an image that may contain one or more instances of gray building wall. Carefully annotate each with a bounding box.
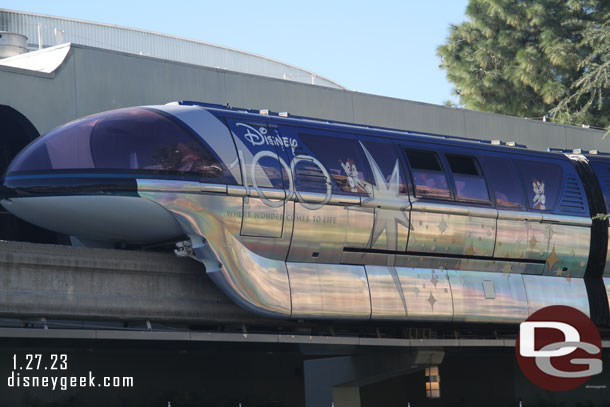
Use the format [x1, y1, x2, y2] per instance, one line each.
[1, 43, 608, 153]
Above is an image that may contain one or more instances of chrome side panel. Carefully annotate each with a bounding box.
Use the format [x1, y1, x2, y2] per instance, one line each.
[495, 211, 548, 261]
[525, 217, 550, 261]
[228, 185, 293, 261]
[345, 206, 374, 248]
[450, 271, 528, 323]
[494, 214, 528, 259]
[396, 267, 453, 321]
[238, 200, 295, 261]
[137, 180, 591, 323]
[287, 263, 371, 319]
[240, 194, 285, 238]
[365, 266, 408, 319]
[137, 180, 291, 317]
[523, 274, 589, 316]
[545, 223, 589, 278]
[408, 202, 496, 256]
[496, 211, 590, 279]
[287, 200, 348, 264]
[367, 266, 529, 323]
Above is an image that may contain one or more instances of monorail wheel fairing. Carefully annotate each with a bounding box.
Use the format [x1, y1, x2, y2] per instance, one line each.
[2, 102, 609, 324]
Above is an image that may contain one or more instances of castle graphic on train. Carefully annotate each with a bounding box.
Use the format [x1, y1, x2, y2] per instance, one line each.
[2, 101, 609, 325]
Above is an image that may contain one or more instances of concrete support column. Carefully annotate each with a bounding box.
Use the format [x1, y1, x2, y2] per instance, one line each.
[304, 350, 444, 407]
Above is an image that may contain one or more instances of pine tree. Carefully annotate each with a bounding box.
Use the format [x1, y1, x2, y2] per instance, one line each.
[551, 10, 610, 129]
[437, 0, 609, 129]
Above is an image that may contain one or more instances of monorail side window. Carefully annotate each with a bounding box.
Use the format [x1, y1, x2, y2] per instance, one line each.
[361, 140, 408, 194]
[299, 133, 374, 195]
[479, 156, 524, 209]
[515, 160, 562, 211]
[404, 150, 450, 199]
[446, 154, 490, 203]
[224, 119, 284, 189]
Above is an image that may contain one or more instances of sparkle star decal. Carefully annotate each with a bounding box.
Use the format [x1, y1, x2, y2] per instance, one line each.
[357, 142, 412, 251]
[546, 245, 560, 274]
[438, 220, 447, 233]
[427, 291, 437, 310]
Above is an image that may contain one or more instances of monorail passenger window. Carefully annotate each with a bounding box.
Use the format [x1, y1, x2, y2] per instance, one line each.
[404, 150, 450, 199]
[446, 154, 490, 203]
[299, 133, 374, 195]
[294, 159, 329, 192]
[361, 140, 407, 194]
[224, 119, 284, 189]
[479, 156, 524, 209]
[515, 159, 562, 211]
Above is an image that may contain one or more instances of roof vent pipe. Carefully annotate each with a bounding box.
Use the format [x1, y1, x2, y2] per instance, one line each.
[0, 32, 28, 58]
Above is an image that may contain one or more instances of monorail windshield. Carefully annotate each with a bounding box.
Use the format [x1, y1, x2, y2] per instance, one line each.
[8, 108, 224, 178]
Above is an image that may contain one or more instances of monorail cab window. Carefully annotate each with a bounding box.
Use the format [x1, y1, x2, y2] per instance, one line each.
[479, 156, 525, 209]
[446, 154, 490, 203]
[90, 109, 224, 178]
[404, 150, 450, 199]
[9, 108, 228, 182]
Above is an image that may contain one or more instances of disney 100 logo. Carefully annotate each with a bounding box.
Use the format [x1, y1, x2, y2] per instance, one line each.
[232, 123, 331, 210]
[237, 123, 298, 151]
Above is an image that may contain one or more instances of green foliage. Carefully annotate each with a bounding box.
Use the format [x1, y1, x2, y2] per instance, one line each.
[437, 0, 610, 129]
[551, 10, 610, 129]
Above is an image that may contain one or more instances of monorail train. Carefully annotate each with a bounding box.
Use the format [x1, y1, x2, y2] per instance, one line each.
[2, 101, 610, 324]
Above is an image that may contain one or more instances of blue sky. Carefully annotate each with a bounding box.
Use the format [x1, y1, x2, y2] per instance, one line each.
[3, 1, 469, 106]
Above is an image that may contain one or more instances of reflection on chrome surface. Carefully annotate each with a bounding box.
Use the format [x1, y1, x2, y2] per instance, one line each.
[2, 103, 603, 324]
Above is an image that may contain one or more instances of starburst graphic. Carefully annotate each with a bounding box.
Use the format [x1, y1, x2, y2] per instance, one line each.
[345, 143, 414, 317]
[358, 142, 411, 251]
